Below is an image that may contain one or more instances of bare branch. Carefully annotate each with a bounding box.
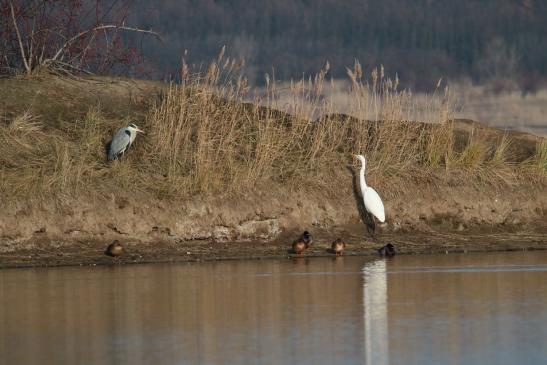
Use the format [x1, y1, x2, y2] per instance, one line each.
[47, 24, 162, 64]
[48, 60, 94, 75]
[9, 0, 31, 74]
[28, 15, 37, 71]
[3, 2, 159, 76]
[69, 32, 97, 67]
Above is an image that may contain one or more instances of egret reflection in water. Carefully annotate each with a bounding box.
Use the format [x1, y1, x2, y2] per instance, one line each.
[363, 259, 389, 365]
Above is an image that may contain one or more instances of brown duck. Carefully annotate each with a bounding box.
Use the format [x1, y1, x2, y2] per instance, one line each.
[105, 240, 124, 259]
[292, 231, 312, 255]
[292, 240, 306, 255]
[331, 239, 346, 256]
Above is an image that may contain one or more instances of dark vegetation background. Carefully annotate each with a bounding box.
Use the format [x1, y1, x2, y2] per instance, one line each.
[2, 0, 547, 92]
[127, 0, 547, 91]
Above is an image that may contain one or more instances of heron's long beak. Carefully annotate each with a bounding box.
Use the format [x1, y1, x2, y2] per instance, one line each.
[136, 128, 145, 134]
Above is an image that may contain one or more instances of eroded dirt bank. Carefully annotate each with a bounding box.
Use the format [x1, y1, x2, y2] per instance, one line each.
[1, 181, 546, 268]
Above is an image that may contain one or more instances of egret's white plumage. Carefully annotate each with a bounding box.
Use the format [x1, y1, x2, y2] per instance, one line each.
[354, 154, 385, 222]
[108, 123, 144, 161]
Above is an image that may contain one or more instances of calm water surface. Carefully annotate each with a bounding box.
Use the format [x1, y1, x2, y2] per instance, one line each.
[1, 251, 547, 365]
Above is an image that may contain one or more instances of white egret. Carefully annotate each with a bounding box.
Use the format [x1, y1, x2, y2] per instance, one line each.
[353, 154, 385, 223]
[108, 123, 145, 161]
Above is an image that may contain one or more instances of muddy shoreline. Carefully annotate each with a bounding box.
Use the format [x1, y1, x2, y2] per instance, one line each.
[1, 228, 546, 269]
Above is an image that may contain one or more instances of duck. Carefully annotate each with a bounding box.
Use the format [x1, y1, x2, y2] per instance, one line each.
[105, 240, 124, 259]
[292, 231, 312, 255]
[292, 240, 306, 255]
[331, 238, 346, 256]
[378, 243, 395, 257]
[301, 231, 313, 248]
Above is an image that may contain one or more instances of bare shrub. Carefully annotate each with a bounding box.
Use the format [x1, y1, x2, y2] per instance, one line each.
[0, 0, 160, 76]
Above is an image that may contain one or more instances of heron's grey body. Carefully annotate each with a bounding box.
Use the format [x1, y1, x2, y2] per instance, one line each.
[108, 123, 143, 161]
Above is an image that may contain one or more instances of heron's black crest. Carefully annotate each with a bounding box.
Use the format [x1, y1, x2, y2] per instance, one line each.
[128, 123, 138, 129]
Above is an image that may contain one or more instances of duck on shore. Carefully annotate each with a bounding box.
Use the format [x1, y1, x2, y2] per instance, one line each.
[331, 239, 346, 256]
[378, 243, 395, 257]
[292, 231, 312, 255]
[292, 240, 306, 255]
[105, 240, 124, 260]
[301, 231, 313, 248]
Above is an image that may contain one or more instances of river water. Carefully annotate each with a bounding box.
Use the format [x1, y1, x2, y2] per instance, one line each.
[1, 251, 546, 365]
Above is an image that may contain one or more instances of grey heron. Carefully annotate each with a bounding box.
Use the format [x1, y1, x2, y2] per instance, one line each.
[107, 123, 144, 161]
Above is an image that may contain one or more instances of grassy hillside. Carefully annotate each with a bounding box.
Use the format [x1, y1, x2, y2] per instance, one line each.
[1, 61, 546, 205]
[1, 62, 546, 266]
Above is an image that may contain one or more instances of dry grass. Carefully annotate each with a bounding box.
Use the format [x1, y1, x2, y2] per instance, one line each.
[145, 60, 451, 195]
[0, 56, 545, 202]
[0, 108, 148, 201]
[524, 139, 547, 178]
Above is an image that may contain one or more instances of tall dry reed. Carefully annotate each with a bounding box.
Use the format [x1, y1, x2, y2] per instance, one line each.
[1, 54, 544, 201]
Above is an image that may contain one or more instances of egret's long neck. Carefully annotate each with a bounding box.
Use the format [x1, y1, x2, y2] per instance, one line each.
[359, 161, 367, 190]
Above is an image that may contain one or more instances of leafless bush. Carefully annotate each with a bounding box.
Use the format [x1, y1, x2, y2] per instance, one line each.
[0, 0, 160, 76]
